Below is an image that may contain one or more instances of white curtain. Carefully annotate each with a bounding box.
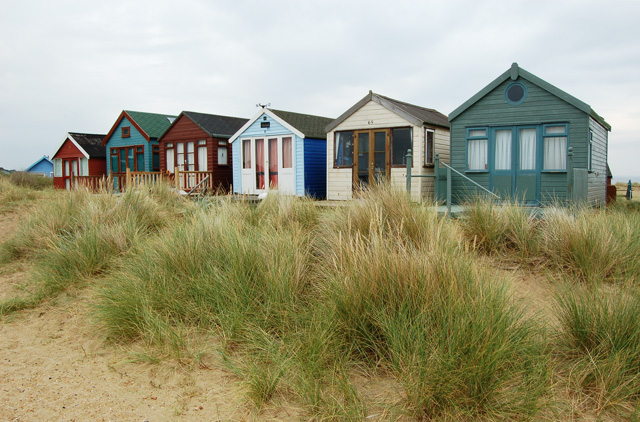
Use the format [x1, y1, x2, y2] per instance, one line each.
[519, 129, 536, 170]
[54, 159, 62, 177]
[166, 149, 174, 173]
[468, 138, 488, 170]
[198, 146, 208, 171]
[495, 130, 512, 170]
[80, 158, 89, 176]
[544, 137, 567, 170]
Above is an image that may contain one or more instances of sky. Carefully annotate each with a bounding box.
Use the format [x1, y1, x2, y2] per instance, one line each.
[1, 0, 639, 180]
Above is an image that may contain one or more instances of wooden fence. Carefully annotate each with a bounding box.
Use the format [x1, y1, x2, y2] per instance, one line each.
[70, 168, 215, 194]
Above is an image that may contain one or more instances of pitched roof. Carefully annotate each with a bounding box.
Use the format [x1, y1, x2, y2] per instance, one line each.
[229, 108, 334, 143]
[326, 91, 449, 133]
[161, 111, 248, 140]
[102, 110, 177, 145]
[449, 63, 611, 131]
[125, 110, 177, 139]
[68, 132, 107, 158]
[25, 155, 53, 172]
[269, 109, 334, 139]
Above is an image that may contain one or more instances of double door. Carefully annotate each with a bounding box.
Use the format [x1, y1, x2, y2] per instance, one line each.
[62, 159, 78, 190]
[241, 137, 294, 194]
[492, 127, 539, 202]
[353, 129, 390, 189]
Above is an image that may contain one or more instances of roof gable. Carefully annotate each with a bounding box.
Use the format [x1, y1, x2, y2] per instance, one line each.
[102, 110, 177, 146]
[26, 156, 53, 172]
[69, 132, 107, 158]
[229, 108, 334, 143]
[160, 111, 249, 141]
[449, 63, 611, 131]
[326, 91, 449, 132]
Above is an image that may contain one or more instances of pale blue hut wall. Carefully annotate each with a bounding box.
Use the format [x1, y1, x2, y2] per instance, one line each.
[27, 159, 53, 176]
[232, 140, 241, 193]
[294, 134, 305, 196]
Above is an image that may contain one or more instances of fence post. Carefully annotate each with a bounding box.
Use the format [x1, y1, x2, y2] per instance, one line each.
[406, 149, 412, 194]
[175, 167, 180, 189]
[434, 153, 440, 202]
[567, 147, 574, 202]
[125, 168, 131, 191]
[447, 167, 452, 215]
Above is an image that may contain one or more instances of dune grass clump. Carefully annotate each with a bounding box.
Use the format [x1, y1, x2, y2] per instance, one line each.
[0, 176, 49, 214]
[317, 186, 549, 419]
[461, 197, 540, 259]
[542, 206, 640, 284]
[554, 284, 640, 415]
[0, 184, 188, 315]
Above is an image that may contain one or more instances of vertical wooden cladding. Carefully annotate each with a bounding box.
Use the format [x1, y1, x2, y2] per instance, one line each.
[159, 114, 233, 191]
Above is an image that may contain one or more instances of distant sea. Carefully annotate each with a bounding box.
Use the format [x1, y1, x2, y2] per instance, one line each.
[612, 176, 640, 184]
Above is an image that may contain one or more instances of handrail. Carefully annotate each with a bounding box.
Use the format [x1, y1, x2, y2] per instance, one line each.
[439, 161, 500, 200]
[187, 175, 210, 197]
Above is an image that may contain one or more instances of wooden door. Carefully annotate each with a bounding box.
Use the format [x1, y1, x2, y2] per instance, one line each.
[353, 130, 390, 190]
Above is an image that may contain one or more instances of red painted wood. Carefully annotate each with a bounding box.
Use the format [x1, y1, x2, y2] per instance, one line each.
[159, 115, 233, 192]
[52, 138, 83, 159]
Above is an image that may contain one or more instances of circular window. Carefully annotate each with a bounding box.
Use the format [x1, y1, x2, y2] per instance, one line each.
[505, 82, 527, 105]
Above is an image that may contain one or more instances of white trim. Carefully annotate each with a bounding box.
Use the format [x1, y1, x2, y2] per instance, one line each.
[229, 109, 305, 143]
[51, 133, 90, 159]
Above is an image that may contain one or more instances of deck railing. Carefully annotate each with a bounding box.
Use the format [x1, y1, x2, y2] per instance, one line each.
[72, 175, 112, 192]
[173, 168, 214, 193]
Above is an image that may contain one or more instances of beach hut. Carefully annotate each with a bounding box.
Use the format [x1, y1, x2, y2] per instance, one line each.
[230, 108, 333, 198]
[448, 63, 611, 206]
[325, 91, 450, 201]
[52, 132, 107, 190]
[158, 111, 247, 192]
[25, 156, 53, 177]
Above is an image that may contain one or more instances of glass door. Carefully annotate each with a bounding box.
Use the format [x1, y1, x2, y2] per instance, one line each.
[353, 130, 389, 190]
[515, 128, 538, 202]
[268, 138, 278, 188]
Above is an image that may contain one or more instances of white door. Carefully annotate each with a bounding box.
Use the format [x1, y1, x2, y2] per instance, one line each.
[240, 139, 255, 194]
[278, 136, 295, 194]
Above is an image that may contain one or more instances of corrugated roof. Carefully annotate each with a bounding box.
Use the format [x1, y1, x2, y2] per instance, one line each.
[182, 111, 248, 138]
[125, 110, 178, 139]
[270, 109, 334, 139]
[325, 91, 449, 133]
[68, 132, 107, 158]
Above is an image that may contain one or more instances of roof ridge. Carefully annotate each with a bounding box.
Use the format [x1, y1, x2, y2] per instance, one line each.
[376, 94, 441, 113]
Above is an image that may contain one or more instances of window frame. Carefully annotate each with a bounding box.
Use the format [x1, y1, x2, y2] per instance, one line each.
[121, 126, 131, 138]
[466, 127, 489, 172]
[588, 129, 593, 172]
[424, 128, 435, 167]
[334, 130, 354, 168]
[541, 123, 569, 172]
[109, 145, 145, 173]
[504, 82, 528, 106]
[390, 126, 413, 168]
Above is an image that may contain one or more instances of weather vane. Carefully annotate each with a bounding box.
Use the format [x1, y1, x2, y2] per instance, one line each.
[256, 103, 271, 109]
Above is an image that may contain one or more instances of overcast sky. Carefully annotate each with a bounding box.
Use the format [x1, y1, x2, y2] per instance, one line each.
[1, 0, 638, 180]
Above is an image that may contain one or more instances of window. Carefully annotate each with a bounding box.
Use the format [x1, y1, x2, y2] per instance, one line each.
[242, 139, 251, 169]
[334, 131, 353, 167]
[391, 127, 412, 166]
[505, 82, 527, 105]
[519, 128, 537, 170]
[121, 127, 130, 138]
[198, 142, 208, 171]
[424, 129, 434, 165]
[53, 159, 62, 177]
[543, 125, 567, 170]
[152, 145, 160, 171]
[467, 128, 488, 170]
[109, 146, 145, 172]
[166, 144, 175, 173]
[282, 136, 292, 168]
[588, 130, 593, 172]
[494, 129, 512, 170]
[217, 140, 228, 166]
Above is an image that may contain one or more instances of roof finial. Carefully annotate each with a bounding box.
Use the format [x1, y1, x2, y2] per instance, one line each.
[510, 63, 519, 80]
[256, 103, 271, 109]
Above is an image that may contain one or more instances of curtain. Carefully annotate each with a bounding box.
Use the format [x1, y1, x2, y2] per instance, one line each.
[255, 139, 265, 189]
[495, 130, 512, 170]
[166, 149, 174, 173]
[80, 158, 89, 176]
[54, 159, 62, 177]
[519, 129, 536, 170]
[243, 140, 251, 169]
[544, 137, 567, 170]
[282, 137, 292, 168]
[468, 138, 487, 170]
[198, 146, 207, 171]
